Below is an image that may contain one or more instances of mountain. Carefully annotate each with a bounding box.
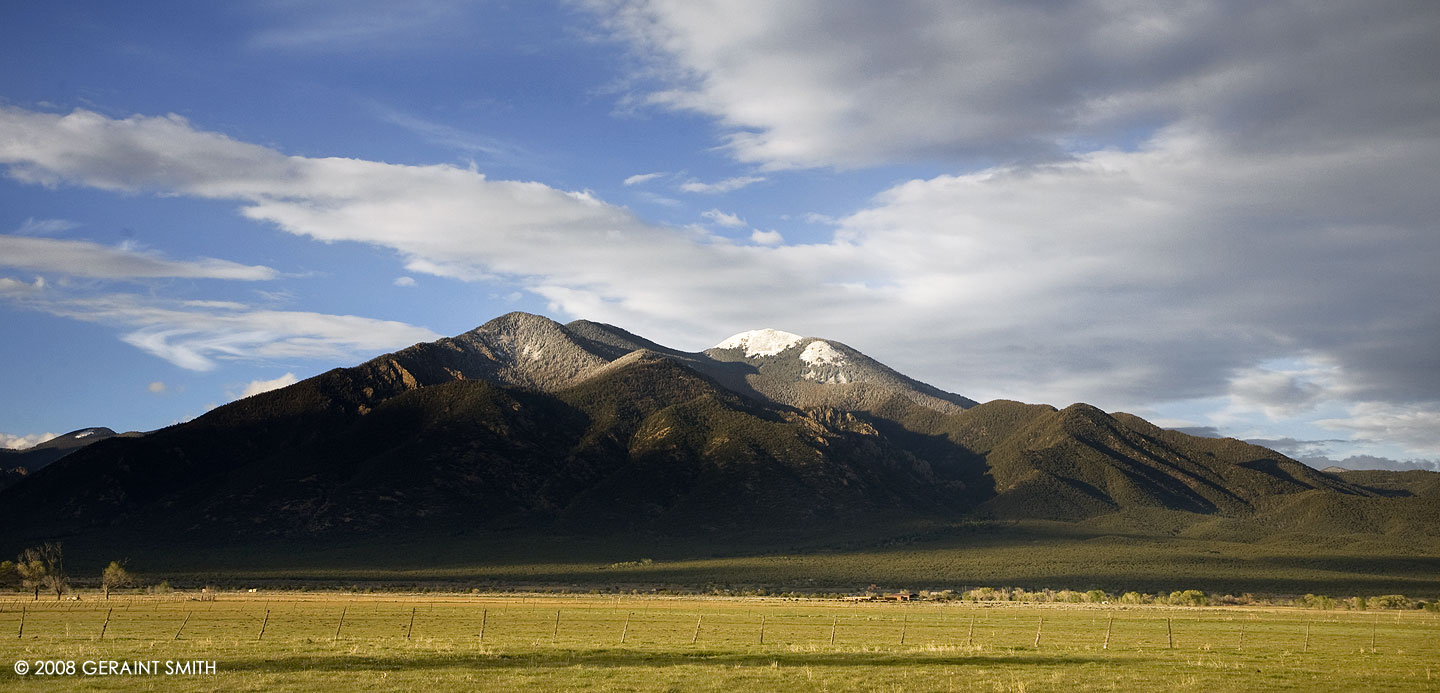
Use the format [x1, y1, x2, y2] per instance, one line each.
[0, 312, 1422, 552]
[0, 427, 129, 476]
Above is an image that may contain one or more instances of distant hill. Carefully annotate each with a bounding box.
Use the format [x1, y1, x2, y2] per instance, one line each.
[0, 427, 132, 479]
[0, 313, 1430, 563]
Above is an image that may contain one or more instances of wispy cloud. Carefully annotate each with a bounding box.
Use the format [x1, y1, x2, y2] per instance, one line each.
[368, 102, 529, 163]
[246, 0, 469, 52]
[623, 172, 665, 186]
[678, 175, 764, 194]
[13, 290, 438, 371]
[13, 217, 80, 235]
[0, 235, 278, 280]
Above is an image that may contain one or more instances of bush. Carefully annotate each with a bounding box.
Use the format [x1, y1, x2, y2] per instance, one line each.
[1084, 589, 1109, 603]
[1298, 594, 1336, 610]
[963, 587, 1006, 602]
[1118, 591, 1149, 605]
[1368, 594, 1412, 610]
[1167, 590, 1208, 606]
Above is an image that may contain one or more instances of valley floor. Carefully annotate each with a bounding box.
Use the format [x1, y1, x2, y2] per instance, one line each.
[2, 593, 1437, 691]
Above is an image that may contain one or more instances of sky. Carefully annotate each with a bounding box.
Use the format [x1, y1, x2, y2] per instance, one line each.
[1, 1, 1437, 471]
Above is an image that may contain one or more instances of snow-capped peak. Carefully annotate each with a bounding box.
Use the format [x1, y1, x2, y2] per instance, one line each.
[713, 329, 804, 357]
[799, 340, 846, 366]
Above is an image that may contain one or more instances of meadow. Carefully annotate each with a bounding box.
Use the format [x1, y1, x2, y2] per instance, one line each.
[2, 593, 1437, 691]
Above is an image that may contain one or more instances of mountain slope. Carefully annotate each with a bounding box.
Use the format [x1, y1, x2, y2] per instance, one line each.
[0, 312, 1414, 550]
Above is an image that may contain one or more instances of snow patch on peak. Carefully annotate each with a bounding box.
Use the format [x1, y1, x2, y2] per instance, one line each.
[714, 329, 804, 357]
[73, 430, 96, 439]
[799, 341, 846, 366]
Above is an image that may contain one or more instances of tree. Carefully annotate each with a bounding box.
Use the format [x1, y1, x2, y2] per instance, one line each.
[15, 555, 46, 601]
[101, 561, 134, 600]
[17, 543, 67, 601]
[0, 560, 15, 589]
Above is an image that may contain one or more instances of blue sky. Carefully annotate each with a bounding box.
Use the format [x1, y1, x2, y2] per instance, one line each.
[2, 1, 1437, 470]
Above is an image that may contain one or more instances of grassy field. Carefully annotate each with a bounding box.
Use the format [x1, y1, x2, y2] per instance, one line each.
[2, 593, 1437, 691]
[58, 519, 1440, 599]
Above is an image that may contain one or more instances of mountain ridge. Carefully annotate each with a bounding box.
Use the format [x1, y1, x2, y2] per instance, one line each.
[0, 312, 1427, 552]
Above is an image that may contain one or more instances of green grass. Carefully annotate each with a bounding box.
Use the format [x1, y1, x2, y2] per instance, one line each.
[2, 594, 1437, 691]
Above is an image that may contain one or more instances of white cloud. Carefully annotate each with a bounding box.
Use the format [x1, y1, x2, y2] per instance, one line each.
[0, 235, 278, 280]
[0, 432, 58, 450]
[14, 217, 80, 235]
[594, 1, 1440, 170]
[678, 175, 764, 193]
[623, 172, 665, 186]
[147, 381, 167, 394]
[0, 276, 45, 296]
[1223, 360, 1340, 419]
[749, 229, 782, 245]
[393, 276, 417, 287]
[1318, 403, 1440, 458]
[238, 372, 299, 399]
[700, 208, 744, 227]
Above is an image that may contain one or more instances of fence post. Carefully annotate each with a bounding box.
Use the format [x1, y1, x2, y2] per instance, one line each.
[174, 611, 191, 641]
[1302, 620, 1309, 654]
[620, 611, 631, 644]
[479, 609, 487, 644]
[691, 614, 703, 644]
[17, 605, 24, 639]
[407, 607, 416, 641]
[1166, 617, 1174, 649]
[100, 608, 113, 639]
[1103, 613, 1113, 650]
[830, 615, 837, 645]
[334, 607, 347, 642]
[1034, 616, 1043, 648]
[1370, 614, 1377, 653]
[967, 615, 975, 647]
[552, 610, 561, 644]
[1238, 622, 1245, 651]
[900, 613, 908, 645]
[759, 615, 766, 644]
[258, 610, 270, 641]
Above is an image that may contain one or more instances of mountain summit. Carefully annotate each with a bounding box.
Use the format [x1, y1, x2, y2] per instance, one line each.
[2, 312, 1427, 546]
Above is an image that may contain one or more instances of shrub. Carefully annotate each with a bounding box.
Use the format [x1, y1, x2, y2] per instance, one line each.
[1167, 590, 1208, 606]
[1298, 594, 1336, 610]
[1084, 589, 1109, 603]
[1368, 594, 1412, 610]
[963, 587, 1006, 602]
